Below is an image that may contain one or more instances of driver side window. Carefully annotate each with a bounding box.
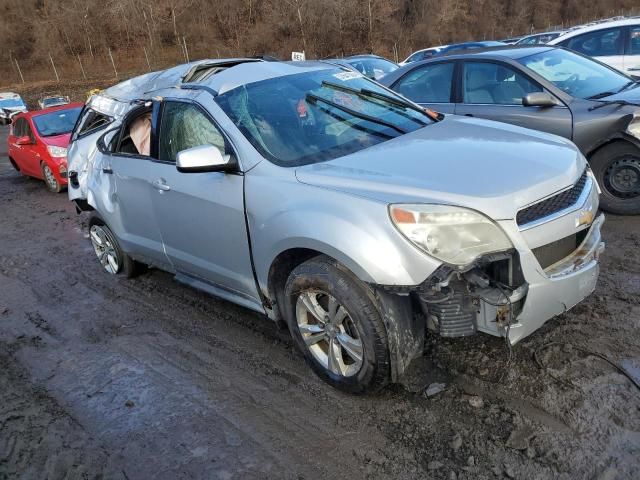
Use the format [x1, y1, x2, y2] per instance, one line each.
[158, 101, 226, 163]
[462, 62, 542, 105]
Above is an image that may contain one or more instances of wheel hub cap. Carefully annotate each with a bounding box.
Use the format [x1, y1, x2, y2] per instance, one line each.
[44, 165, 57, 189]
[295, 291, 363, 377]
[89, 225, 120, 274]
[605, 157, 640, 198]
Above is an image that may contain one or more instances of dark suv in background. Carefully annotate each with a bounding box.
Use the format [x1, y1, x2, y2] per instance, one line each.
[381, 46, 640, 214]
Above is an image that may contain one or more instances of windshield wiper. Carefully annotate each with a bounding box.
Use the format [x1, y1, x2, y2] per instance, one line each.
[618, 80, 639, 92]
[321, 81, 434, 123]
[588, 99, 640, 111]
[587, 91, 616, 100]
[306, 93, 408, 134]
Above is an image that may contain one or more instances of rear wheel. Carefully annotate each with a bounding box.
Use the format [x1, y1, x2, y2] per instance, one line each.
[41, 162, 62, 193]
[88, 216, 140, 278]
[284, 255, 390, 393]
[590, 142, 640, 215]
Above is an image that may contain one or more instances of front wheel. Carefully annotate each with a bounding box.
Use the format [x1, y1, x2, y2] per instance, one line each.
[41, 162, 63, 193]
[284, 255, 390, 393]
[590, 142, 640, 215]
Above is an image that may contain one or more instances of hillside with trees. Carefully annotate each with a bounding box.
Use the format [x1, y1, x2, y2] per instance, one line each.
[1, 0, 638, 85]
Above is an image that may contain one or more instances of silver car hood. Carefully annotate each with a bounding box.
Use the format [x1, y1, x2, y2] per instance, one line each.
[295, 116, 585, 220]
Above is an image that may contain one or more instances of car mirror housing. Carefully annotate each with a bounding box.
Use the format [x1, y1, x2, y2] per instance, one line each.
[15, 136, 32, 145]
[523, 92, 559, 108]
[176, 144, 233, 173]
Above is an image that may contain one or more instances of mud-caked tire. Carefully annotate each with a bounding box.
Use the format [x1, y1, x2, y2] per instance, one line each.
[284, 255, 390, 394]
[88, 214, 142, 278]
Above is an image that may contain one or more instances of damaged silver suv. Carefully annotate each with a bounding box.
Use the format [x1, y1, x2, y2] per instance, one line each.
[68, 59, 604, 393]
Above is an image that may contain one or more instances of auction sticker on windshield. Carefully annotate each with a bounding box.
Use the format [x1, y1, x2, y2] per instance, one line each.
[333, 71, 362, 81]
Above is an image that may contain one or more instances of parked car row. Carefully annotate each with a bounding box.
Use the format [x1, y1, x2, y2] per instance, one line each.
[408, 17, 640, 77]
[381, 45, 640, 214]
[24, 56, 601, 393]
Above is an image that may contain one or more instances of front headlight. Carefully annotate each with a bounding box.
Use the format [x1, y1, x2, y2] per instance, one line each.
[389, 204, 513, 266]
[47, 145, 67, 158]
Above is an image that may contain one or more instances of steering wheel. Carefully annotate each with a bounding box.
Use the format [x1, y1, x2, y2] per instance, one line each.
[563, 73, 580, 91]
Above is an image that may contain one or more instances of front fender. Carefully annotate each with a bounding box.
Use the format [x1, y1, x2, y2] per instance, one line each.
[246, 163, 441, 292]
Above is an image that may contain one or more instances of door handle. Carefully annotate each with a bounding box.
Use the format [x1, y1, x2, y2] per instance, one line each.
[464, 113, 474, 117]
[152, 179, 171, 191]
[102, 167, 113, 174]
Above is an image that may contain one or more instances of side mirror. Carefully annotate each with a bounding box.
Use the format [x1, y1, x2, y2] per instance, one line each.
[176, 144, 232, 173]
[523, 92, 559, 108]
[15, 136, 32, 145]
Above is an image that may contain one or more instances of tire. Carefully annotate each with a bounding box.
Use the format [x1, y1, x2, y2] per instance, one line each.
[88, 215, 141, 278]
[41, 162, 63, 193]
[590, 142, 640, 215]
[283, 255, 390, 393]
[8, 157, 20, 172]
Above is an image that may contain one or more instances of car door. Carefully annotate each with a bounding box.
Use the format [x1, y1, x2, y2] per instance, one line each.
[149, 97, 260, 305]
[14, 119, 41, 176]
[391, 61, 457, 114]
[92, 106, 168, 269]
[560, 27, 626, 73]
[454, 61, 573, 139]
[624, 25, 640, 76]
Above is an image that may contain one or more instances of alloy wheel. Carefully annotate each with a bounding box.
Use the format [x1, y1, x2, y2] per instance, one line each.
[89, 225, 120, 274]
[295, 291, 364, 377]
[43, 164, 59, 191]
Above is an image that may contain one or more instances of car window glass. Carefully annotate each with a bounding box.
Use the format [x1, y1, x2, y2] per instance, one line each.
[216, 68, 431, 167]
[462, 62, 542, 105]
[113, 110, 152, 156]
[520, 48, 629, 99]
[22, 121, 35, 142]
[565, 28, 623, 56]
[33, 107, 82, 137]
[629, 26, 640, 55]
[159, 102, 226, 163]
[73, 108, 112, 141]
[394, 62, 454, 103]
[13, 118, 25, 137]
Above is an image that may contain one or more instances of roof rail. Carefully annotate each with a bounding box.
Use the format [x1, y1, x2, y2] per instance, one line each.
[180, 83, 218, 97]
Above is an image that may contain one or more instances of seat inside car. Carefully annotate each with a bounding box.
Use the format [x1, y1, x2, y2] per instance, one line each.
[464, 68, 494, 103]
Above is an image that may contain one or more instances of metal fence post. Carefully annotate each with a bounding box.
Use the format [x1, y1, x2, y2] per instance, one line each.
[77, 54, 87, 80]
[49, 52, 60, 82]
[108, 48, 118, 79]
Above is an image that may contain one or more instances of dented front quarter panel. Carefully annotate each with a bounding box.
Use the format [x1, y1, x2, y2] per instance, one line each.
[497, 214, 604, 344]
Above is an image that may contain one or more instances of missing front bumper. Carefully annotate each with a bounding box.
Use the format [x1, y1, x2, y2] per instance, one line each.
[417, 214, 604, 344]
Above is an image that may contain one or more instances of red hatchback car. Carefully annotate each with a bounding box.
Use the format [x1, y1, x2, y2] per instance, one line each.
[8, 103, 83, 192]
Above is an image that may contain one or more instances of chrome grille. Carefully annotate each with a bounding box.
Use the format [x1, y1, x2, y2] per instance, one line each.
[517, 171, 588, 227]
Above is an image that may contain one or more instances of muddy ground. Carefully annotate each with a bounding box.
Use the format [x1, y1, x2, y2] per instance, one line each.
[0, 124, 639, 480]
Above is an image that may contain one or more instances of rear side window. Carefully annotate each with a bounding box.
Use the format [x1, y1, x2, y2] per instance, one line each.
[394, 62, 455, 103]
[158, 102, 226, 163]
[563, 28, 624, 57]
[72, 108, 112, 141]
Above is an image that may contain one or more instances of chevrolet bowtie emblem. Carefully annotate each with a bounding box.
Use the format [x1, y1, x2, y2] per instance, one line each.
[576, 209, 594, 228]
